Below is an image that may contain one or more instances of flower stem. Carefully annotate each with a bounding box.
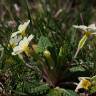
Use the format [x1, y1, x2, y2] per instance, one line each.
[74, 48, 80, 58]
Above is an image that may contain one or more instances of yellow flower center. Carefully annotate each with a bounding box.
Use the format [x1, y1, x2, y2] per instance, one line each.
[85, 31, 92, 37]
[8, 43, 16, 48]
[21, 43, 30, 56]
[21, 31, 26, 36]
[80, 79, 91, 90]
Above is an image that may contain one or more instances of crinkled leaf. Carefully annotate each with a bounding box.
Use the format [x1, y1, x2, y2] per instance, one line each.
[89, 86, 96, 94]
[47, 87, 78, 96]
[91, 75, 96, 81]
[70, 66, 85, 72]
[89, 75, 96, 94]
[36, 36, 52, 53]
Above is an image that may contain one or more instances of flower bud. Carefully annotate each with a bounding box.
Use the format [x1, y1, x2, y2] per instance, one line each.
[43, 50, 51, 59]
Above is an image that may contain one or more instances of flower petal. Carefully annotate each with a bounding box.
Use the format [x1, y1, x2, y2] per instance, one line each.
[78, 77, 91, 81]
[91, 32, 96, 35]
[11, 31, 20, 38]
[73, 25, 87, 31]
[18, 37, 29, 51]
[88, 24, 95, 28]
[28, 34, 34, 42]
[18, 20, 30, 32]
[12, 46, 22, 55]
[87, 24, 96, 31]
[9, 35, 22, 48]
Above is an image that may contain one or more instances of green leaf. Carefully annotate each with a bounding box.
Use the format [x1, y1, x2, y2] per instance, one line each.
[91, 75, 96, 81]
[0, 44, 4, 60]
[70, 66, 85, 72]
[89, 86, 96, 94]
[89, 75, 96, 94]
[65, 89, 78, 96]
[36, 36, 52, 53]
[47, 87, 78, 96]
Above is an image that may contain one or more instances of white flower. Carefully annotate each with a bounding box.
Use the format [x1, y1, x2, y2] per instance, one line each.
[73, 24, 96, 32]
[11, 20, 30, 38]
[9, 35, 22, 48]
[12, 34, 34, 55]
[75, 77, 91, 92]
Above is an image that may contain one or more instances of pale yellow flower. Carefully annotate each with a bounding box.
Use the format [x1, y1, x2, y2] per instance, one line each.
[75, 77, 91, 92]
[12, 34, 34, 56]
[11, 20, 30, 38]
[73, 24, 96, 58]
[9, 35, 22, 48]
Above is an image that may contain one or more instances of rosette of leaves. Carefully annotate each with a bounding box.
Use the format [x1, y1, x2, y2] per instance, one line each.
[35, 36, 85, 88]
